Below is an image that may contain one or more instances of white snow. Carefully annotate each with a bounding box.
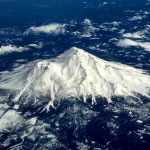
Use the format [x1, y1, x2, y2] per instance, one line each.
[137, 120, 143, 124]
[116, 39, 138, 47]
[28, 43, 43, 49]
[83, 19, 92, 26]
[123, 32, 144, 39]
[0, 104, 9, 116]
[138, 42, 150, 51]
[129, 15, 146, 21]
[0, 47, 150, 111]
[0, 45, 29, 55]
[26, 23, 66, 34]
[122, 25, 150, 39]
[116, 39, 150, 51]
[0, 110, 22, 132]
[27, 117, 37, 125]
[74, 19, 98, 38]
[14, 104, 19, 110]
[99, 21, 121, 32]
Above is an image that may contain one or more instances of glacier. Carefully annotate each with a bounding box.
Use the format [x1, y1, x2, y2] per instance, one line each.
[0, 47, 150, 112]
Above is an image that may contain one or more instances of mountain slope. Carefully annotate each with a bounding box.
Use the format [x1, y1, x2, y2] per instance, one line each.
[0, 47, 150, 111]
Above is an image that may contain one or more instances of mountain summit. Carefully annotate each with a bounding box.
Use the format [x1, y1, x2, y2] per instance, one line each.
[0, 47, 150, 111]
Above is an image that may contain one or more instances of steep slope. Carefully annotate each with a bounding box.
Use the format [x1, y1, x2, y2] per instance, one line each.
[0, 47, 150, 111]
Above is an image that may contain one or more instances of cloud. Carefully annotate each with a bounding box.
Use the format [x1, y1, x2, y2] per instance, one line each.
[25, 23, 66, 35]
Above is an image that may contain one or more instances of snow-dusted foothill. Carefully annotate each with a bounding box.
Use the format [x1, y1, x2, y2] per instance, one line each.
[116, 39, 150, 51]
[25, 23, 66, 35]
[0, 45, 29, 55]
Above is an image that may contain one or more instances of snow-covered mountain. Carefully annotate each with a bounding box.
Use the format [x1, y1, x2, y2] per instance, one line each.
[0, 47, 150, 111]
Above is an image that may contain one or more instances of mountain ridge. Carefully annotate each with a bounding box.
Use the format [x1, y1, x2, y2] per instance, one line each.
[0, 47, 150, 111]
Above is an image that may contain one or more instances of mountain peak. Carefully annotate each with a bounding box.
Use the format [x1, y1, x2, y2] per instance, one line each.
[68, 47, 83, 53]
[0, 47, 150, 112]
[66, 47, 85, 53]
[58, 47, 87, 58]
